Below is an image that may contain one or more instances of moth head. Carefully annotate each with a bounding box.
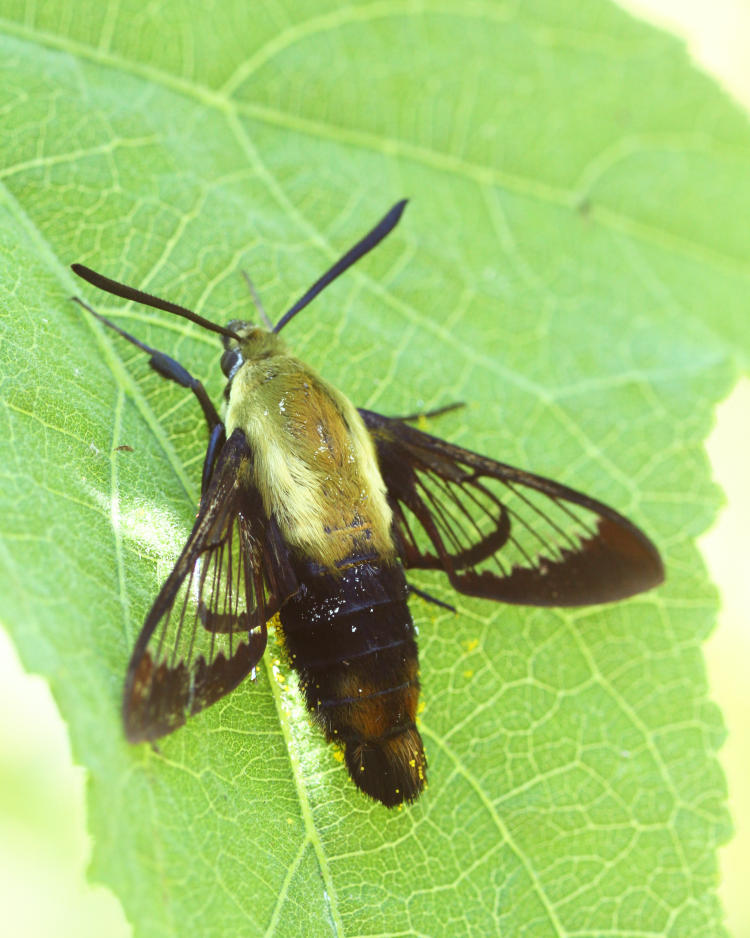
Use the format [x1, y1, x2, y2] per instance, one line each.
[220, 321, 284, 380]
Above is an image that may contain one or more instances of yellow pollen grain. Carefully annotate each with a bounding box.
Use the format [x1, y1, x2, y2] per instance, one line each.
[271, 615, 285, 642]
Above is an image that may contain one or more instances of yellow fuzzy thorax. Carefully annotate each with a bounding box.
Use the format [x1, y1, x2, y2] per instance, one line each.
[223, 326, 395, 569]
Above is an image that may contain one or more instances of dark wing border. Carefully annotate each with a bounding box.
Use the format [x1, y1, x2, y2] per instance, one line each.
[361, 409, 664, 606]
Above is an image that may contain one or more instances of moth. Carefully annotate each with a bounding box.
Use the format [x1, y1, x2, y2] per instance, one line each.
[71, 201, 664, 807]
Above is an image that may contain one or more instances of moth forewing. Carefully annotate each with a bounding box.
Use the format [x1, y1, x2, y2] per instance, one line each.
[361, 410, 664, 606]
[121, 431, 272, 743]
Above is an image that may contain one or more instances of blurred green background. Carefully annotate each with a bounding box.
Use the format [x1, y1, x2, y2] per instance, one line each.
[617, 6, 750, 937]
[0, 1, 747, 936]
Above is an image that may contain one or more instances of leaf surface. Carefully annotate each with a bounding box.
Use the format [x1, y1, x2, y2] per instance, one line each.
[0, 1, 743, 935]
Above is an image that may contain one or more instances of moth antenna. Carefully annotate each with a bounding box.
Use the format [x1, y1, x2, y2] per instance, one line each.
[70, 264, 241, 341]
[273, 199, 408, 334]
[241, 271, 274, 330]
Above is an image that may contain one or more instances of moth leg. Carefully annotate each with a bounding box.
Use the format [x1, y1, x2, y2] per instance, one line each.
[390, 402, 466, 423]
[72, 296, 221, 434]
[201, 422, 226, 495]
[407, 583, 456, 613]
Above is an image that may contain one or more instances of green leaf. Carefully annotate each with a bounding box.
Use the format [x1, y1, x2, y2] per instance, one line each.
[0, 1, 741, 935]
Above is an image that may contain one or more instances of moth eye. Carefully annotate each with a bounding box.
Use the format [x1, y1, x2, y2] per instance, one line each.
[221, 347, 243, 379]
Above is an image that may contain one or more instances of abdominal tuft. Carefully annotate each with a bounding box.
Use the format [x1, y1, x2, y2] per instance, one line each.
[345, 727, 426, 807]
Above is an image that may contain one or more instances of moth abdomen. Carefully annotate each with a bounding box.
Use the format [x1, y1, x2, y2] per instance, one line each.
[279, 558, 413, 662]
[279, 559, 427, 805]
[302, 650, 425, 807]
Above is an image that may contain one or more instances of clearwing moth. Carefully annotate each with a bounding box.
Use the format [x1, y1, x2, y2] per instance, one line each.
[71, 201, 664, 807]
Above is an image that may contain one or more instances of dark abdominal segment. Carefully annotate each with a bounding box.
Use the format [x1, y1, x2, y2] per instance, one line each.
[280, 559, 426, 806]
